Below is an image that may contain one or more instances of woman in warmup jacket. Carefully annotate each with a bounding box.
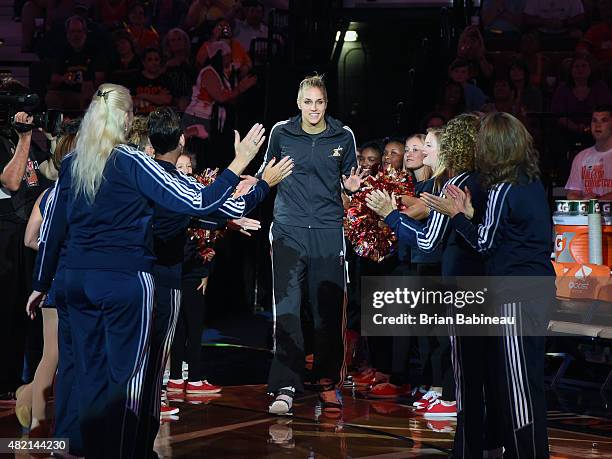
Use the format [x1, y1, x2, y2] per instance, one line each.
[366, 114, 503, 458]
[25, 83, 278, 459]
[422, 111, 554, 458]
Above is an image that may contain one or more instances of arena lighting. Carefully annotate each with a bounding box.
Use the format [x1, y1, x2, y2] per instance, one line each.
[335, 30, 358, 42]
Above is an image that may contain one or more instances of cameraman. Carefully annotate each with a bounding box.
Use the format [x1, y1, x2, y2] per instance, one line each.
[0, 78, 53, 398]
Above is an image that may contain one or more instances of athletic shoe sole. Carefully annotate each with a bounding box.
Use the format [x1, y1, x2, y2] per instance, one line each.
[423, 411, 457, 418]
[186, 387, 222, 394]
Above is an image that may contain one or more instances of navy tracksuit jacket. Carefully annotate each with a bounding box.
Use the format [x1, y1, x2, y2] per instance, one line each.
[451, 177, 554, 459]
[257, 114, 358, 393]
[32, 144, 262, 459]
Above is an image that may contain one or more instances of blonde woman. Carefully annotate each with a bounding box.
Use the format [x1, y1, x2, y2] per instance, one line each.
[25, 83, 279, 458]
[15, 119, 81, 436]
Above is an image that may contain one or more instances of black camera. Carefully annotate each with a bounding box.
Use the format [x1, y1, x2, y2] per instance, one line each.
[0, 91, 64, 137]
[12, 110, 64, 136]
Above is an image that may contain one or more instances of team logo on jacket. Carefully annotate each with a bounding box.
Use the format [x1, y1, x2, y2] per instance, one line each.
[331, 146, 343, 157]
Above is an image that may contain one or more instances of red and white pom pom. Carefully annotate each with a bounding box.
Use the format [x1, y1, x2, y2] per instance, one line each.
[343, 167, 415, 262]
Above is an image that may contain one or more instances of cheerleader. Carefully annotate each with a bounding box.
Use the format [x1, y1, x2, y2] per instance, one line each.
[422, 112, 553, 458]
[366, 114, 503, 456]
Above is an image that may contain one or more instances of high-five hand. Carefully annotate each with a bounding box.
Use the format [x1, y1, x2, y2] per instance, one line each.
[233, 175, 259, 198]
[229, 123, 266, 176]
[342, 167, 368, 193]
[262, 156, 294, 187]
[227, 217, 262, 236]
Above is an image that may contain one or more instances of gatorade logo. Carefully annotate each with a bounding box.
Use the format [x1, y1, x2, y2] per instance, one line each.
[555, 234, 566, 252]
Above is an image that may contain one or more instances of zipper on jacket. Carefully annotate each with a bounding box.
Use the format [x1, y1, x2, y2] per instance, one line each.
[308, 137, 316, 228]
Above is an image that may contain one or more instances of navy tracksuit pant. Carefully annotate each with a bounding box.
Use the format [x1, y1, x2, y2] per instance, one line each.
[267, 222, 348, 393]
[53, 267, 83, 455]
[135, 283, 181, 458]
[65, 269, 153, 459]
[451, 298, 550, 459]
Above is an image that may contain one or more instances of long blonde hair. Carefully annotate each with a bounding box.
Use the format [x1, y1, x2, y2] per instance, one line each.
[72, 84, 133, 203]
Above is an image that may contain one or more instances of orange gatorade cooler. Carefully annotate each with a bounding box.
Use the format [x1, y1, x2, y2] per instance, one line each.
[553, 204, 612, 267]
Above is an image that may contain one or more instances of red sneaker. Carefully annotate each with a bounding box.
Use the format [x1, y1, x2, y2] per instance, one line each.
[353, 369, 388, 387]
[160, 402, 179, 416]
[413, 390, 441, 409]
[368, 383, 410, 399]
[423, 399, 457, 418]
[166, 379, 186, 392]
[186, 380, 222, 394]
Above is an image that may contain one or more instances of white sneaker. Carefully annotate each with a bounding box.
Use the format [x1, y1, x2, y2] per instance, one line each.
[268, 387, 295, 416]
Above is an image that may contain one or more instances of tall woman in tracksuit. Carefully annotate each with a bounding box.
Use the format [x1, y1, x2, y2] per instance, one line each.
[367, 114, 503, 457]
[26, 83, 268, 459]
[256, 75, 361, 415]
[423, 112, 553, 458]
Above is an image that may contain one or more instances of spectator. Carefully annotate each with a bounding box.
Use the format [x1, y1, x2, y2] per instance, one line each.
[420, 112, 447, 131]
[435, 81, 466, 121]
[456, 25, 494, 85]
[481, 77, 526, 121]
[94, 0, 128, 29]
[519, 32, 551, 88]
[481, 0, 525, 38]
[162, 28, 197, 111]
[130, 47, 173, 114]
[508, 57, 543, 112]
[565, 105, 612, 199]
[551, 53, 612, 139]
[233, 0, 268, 53]
[21, 0, 81, 53]
[577, 2, 612, 67]
[45, 15, 105, 112]
[183, 41, 256, 166]
[153, 0, 189, 35]
[125, 1, 159, 53]
[183, 0, 235, 33]
[449, 58, 488, 112]
[107, 29, 141, 88]
[523, 0, 584, 38]
[196, 19, 252, 77]
[21, 0, 51, 52]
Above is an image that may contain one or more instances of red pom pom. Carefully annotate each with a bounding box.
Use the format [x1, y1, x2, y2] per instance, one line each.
[344, 167, 414, 262]
[186, 169, 226, 259]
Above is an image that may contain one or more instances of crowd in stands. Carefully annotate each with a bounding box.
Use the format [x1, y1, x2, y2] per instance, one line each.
[13, 0, 284, 170]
